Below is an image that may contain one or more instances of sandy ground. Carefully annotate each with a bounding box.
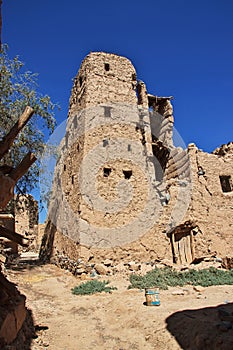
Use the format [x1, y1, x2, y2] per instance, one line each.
[6, 263, 233, 350]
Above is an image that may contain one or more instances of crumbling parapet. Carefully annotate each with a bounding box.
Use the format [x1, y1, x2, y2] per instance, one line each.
[137, 80, 148, 109]
[14, 195, 38, 252]
[69, 52, 138, 117]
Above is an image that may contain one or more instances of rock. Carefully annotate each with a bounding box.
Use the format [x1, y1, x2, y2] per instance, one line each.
[90, 269, 98, 278]
[79, 246, 94, 262]
[171, 289, 185, 296]
[113, 262, 125, 273]
[80, 273, 87, 280]
[215, 257, 222, 263]
[193, 286, 205, 293]
[128, 261, 140, 271]
[94, 263, 108, 275]
[43, 340, 49, 347]
[203, 257, 211, 262]
[160, 259, 174, 267]
[222, 257, 233, 269]
[85, 265, 92, 273]
[182, 288, 192, 295]
[103, 259, 112, 267]
[140, 264, 154, 274]
[75, 268, 85, 275]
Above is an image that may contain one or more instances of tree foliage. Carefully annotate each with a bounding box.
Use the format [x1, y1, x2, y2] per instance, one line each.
[0, 44, 58, 193]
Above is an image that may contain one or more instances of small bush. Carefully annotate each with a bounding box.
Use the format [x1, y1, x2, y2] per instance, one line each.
[71, 280, 117, 295]
[129, 267, 233, 290]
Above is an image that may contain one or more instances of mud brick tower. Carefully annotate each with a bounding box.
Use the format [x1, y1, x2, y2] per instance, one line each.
[40, 52, 233, 268]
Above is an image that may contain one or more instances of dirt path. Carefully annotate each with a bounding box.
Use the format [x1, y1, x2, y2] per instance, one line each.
[6, 264, 233, 350]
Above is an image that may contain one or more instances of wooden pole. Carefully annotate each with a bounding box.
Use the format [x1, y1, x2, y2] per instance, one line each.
[0, 106, 34, 160]
[9, 152, 37, 182]
[0, 225, 28, 247]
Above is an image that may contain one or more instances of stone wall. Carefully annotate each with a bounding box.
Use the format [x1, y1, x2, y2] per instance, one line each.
[0, 195, 38, 254]
[14, 194, 38, 251]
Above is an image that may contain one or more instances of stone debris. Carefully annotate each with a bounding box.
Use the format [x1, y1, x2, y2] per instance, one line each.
[222, 256, 233, 269]
[171, 289, 185, 296]
[103, 259, 112, 267]
[193, 286, 206, 293]
[94, 263, 108, 275]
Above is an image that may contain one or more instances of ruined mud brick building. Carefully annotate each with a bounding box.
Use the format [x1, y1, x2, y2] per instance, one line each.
[14, 195, 38, 251]
[40, 52, 233, 267]
[0, 195, 38, 254]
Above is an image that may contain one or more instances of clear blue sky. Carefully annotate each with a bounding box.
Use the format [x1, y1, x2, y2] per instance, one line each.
[2, 0, 233, 152]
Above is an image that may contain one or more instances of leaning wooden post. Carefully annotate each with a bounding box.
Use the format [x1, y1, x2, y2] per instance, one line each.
[0, 106, 34, 160]
[9, 152, 37, 182]
[0, 225, 28, 247]
[0, 152, 37, 209]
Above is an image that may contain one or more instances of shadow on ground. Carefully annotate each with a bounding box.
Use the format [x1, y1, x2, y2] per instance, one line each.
[166, 302, 233, 350]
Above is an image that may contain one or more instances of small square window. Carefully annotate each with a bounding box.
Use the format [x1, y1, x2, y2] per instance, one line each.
[104, 106, 112, 118]
[219, 175, 232, 193]
[103, 139, 109, 147]
[103, 168, 111, 177]
[105, 63, 110, 71]
[132, 73, 136, 81]
[123, 170, 132, 179]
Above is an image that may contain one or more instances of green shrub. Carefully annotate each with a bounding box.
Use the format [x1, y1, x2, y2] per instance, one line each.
[129, 267, 233, 290]
[71, 280, 117, 295]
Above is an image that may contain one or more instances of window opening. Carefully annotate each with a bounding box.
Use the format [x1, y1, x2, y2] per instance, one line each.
[73, 115, 77, 129]
[79, 76, 83, 86]
[123, 170, 132, 179]
[103, 139, 109, 147]
[104, 63, 110, 71]
[104, 106, 112, 118]
[220, 175, 232, 193]
[65, 132, 69, 147]
[103, 167, 111, 177]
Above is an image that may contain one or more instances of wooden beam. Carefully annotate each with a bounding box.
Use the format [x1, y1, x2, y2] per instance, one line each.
[0, 106, 34, 160]
[0, 165, 14, 174]
[9, 152, 37, 182]
[0, 225, 28, 247]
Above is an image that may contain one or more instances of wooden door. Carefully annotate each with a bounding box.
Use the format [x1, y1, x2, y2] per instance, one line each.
[171, 231, 194, 265]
